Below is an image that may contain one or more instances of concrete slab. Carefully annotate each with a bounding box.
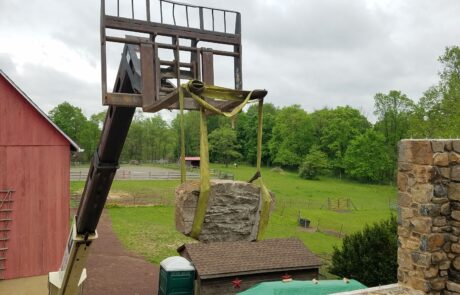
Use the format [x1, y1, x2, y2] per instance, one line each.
[0, 275, 48, 295]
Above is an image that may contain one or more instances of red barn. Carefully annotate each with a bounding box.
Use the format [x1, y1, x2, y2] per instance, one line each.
[0, 70, 80, 280]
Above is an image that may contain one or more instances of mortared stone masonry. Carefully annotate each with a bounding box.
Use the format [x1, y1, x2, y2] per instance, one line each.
[398, 140, 460, 294]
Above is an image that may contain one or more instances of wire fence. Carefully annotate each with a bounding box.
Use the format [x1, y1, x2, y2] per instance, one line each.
[273, 196, 396, 239]
[276, 197, 358, 214]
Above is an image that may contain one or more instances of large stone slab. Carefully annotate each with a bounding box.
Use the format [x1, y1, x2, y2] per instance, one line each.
[175, 180, 272, 242]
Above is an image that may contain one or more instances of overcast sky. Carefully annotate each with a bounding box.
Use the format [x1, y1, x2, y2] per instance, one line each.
[1, 0, 459, 122]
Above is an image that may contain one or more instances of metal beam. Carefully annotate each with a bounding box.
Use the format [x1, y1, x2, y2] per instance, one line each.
[140, 43, 156, 108]
[201, 50, 214, 85]
[76, 106, 135, 234]
[104, 93, 143, 107]
[105, 16, 241, 45]
[143, 90, 179, 112]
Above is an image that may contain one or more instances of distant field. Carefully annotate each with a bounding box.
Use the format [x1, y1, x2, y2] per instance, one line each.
[70, 164, 396, 269]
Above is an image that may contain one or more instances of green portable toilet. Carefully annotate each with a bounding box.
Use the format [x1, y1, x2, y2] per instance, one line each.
[158, 256, 195, 295]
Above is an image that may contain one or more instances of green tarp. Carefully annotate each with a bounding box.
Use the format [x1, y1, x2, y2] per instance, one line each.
[237, 279, 367, 295]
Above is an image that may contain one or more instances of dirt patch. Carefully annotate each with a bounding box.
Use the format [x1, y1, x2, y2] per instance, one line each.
[82, 211, 159, 295]
[108, 193, 130, 200]
[298, 226, 344, 238]
[73, 192, 175, 207]
[298, 226, 317, 233]
[107, 193, 174, 206]
[321, 229, 344, 238]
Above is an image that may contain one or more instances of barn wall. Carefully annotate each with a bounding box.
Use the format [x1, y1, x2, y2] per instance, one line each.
[0, 75, 68, 147]
[0, 145, 70, 279]
[0, 75, 71, 279]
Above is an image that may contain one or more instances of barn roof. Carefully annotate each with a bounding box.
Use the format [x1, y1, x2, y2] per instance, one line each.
[177, 238, 321, 279]
[0, 70, 82, 152]
[184, 156, 200, 161]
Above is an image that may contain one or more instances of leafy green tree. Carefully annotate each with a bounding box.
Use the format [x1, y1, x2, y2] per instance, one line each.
[208, 127, 242, 167]
[143, 115, 176, 161]
[408, 47, 460, 138]
[439, 45, 460, 81]
[121, 113, 176, 163]
[49, 102, 86, 143]
[344, 129, 392, 183]
[236, 103, 277, 166]
[432, 46, 459, 137]
[311, 106, 370, 176]
[78, 121, 100, 160]
[171, 111, 200, 158]
[408, 86, 443, 138]
[373, 90, 414, 179]
[329, 216, 397, 287]
[90, 111, 107, 128]
[207, 115, 232, 134]
[49, 102, 100, 161]
[122, 118, 145, 162]
[269, 105, 314, 168]
[298, 146, 330, 180]
[437, 46, 460, 130]
[374, 90, 414, 145]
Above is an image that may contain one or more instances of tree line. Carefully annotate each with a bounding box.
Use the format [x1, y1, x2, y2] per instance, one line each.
[50, 46, 460, 184]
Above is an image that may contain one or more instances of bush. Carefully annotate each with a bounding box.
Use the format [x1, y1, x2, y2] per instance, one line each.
[329, 215, 397, 286]
[298, 146, 330, 180]
[343, 129, 392, 183]
[270, 166, 285, 174]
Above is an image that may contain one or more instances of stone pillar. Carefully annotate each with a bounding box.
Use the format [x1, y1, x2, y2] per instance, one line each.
[398, 140, 460, 294]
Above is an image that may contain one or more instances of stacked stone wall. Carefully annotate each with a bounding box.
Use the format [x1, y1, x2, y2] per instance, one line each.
[398, 140, 460, 294]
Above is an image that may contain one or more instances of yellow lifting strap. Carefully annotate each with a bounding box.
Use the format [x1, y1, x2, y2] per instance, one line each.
[178, 80, 271, 240]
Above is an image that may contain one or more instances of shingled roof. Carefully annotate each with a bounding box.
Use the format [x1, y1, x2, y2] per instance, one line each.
[177, 238, 321, 279]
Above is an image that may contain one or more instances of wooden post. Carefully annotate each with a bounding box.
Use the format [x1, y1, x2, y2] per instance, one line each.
[140, 44, 156, 109]
[201, 49, 214, 85]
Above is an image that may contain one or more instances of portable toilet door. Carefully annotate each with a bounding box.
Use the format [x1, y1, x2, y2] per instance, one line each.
[159, 256, 195, 295]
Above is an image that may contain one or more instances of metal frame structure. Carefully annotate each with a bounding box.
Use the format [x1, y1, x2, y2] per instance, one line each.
[49, 1, 267, 294]
[100, 0, 250, 112]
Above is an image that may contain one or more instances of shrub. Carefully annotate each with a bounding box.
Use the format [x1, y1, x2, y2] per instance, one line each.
[343, 129, 392, 183]
[270, 166, 285, 174]
[329, 215, 397, 286]
[299, 146, 330, 180]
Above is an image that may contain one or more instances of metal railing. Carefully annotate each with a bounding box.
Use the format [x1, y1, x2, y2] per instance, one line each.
[159, 0, 240, 34]
[109, 0, 240, 34]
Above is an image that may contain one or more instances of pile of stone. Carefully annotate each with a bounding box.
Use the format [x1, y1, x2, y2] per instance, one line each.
[175, 179, 273, 243]
[397, 140, 460, 294]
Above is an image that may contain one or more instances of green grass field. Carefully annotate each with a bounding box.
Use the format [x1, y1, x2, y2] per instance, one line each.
[70, 164, 396, 266]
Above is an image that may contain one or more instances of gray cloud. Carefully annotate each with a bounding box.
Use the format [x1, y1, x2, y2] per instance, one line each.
[244, 1, 390, 52]
[1, 0, 460, 123]
[1, 58, 104, 116]
[0, 54, 15, 74]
